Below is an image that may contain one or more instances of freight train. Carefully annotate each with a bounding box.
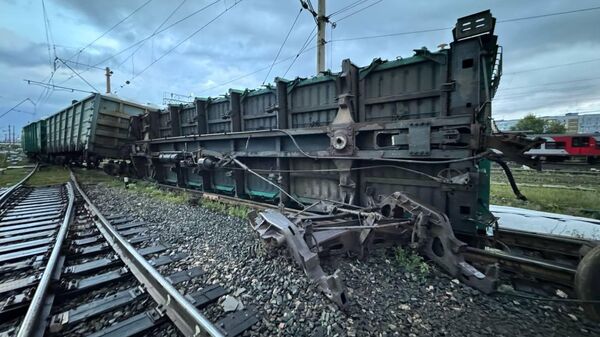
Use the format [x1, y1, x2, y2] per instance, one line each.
[22, 10, 506, 237]
[21, 93, 157, 167]
[524, 133, 600, 163]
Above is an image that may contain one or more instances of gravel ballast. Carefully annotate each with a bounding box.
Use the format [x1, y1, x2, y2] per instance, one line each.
[83, 183, 600, 337]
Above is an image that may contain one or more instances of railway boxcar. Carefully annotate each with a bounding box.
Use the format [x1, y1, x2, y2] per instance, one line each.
[525, 134, 600, 163]
[131, 10, 505, 237]
[28, 93, 157, 165]
[21, 120, 46, 156]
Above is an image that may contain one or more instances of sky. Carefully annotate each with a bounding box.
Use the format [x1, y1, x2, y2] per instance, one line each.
[1, 0, 599, 138]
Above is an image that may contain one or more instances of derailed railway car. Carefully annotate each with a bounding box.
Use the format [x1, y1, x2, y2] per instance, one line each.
[22, 93, 157, 166]
[133, 11, 501, 236]
[21, 120, 46, 157]
[129, 10, 600, 319]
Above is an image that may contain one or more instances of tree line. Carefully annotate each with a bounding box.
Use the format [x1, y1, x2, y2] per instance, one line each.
[508, 113, 566, 134]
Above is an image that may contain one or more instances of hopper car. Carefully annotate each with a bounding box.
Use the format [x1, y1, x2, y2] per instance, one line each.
[21, 93, 157, 167]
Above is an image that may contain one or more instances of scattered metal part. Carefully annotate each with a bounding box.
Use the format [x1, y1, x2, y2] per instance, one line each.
[249, 210, 347, 308]
[378, 192, 498, 294]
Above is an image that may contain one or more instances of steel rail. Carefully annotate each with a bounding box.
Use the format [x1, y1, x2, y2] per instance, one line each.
[69, 172, 224, 337]
[464, 246, 576, 287]
[16, 182, 75, 337]
[0, 163, 39, 207]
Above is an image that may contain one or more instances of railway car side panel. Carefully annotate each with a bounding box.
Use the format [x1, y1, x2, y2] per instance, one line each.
[132, 10, 501, 236]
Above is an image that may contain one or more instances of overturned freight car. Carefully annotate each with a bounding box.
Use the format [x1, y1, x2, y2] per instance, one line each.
[127, 10, 516, 308]
[22, 93, 157, 166]
[132, 11, 502, 236]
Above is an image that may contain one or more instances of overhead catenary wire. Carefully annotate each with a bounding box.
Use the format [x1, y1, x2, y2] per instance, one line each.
[332, 0, 383, 23]
[329, 5, 600, 42]
[41, 0, 54, 69]
[135, 4, 600, 98]
[123, 0, 244, 86]
[57, 58, 100, 92]
[328, 0, 369, 17]
[59, 59, 106, 71]
[37, 0, 59, 111]
[115, 0, 188, 71]
[262, 8, 303, 85]
[0, 98, 36, 120]
[198, 43, 319, 95]
[66, 0, 154, 62]
[502, 58, 600, 75]
[283, 24, 317, 78]
[59, 0, 220, 85]
[495, 76, 600, 92]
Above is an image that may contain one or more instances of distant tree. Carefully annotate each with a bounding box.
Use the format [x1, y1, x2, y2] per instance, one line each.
[544, 120, 566, 134]
[510, 114, 545, 134]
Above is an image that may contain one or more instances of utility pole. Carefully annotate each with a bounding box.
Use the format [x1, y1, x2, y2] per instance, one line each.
[316, 0, 326, 74]
[301, 0, 327, 74]
[105, 67, 112, 94]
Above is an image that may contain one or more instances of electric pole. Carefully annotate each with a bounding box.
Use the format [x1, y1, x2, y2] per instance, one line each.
[105, 67, 112, 94]
[301, 0, 327, 74]
[316, 0, 326, 74]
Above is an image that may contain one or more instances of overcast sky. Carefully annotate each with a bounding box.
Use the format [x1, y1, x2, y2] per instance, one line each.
[1, 0, 599, 137]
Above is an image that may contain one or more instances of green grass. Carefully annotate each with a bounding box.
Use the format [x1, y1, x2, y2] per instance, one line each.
[26, 166, 70, 186]
[490, 166, 600, 218]
[200, 199, 251, 218]
[74, 169, 251, 218]
[491, 168, 600, 190]
[395, 247, 430, 277]
[0, 168, 30, 187]
[491, 183, 600, 219]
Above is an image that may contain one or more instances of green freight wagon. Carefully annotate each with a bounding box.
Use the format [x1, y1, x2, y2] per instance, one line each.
[43, 93, 157, 165]
[21, 120, 47, 157]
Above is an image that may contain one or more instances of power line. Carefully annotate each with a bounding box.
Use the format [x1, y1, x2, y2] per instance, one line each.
[328, 0, 367, 17]
[198, 43, 319, 95]
[332, 0, 383, 23]
[0, 98, 36, 120]
[57, 58, 100, 92]
[59, 0, 220, 85]
[330, 5, 600, 42]
[503, 58, 600, 75]
[497, 5, 600, 23]
[331, 26, 450, 42]
[283, 24, 317, 78]
[115, 0, 188, 70]
[496, 76, 600, 92]
[494, 79, 600, 98]
[66, 0, 154, 61]
[123, 0, 244, 86]
[41, 0, 54, 68]
[59, 59, 105, 71]
[263, 8, 303, 84]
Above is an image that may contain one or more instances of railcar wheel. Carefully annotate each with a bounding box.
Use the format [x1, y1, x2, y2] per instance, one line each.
[575, 245, 600, 321]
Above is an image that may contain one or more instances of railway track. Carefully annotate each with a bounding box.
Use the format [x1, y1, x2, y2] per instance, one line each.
[0, 165, 38, 207]
[0, 171, 258, 336]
